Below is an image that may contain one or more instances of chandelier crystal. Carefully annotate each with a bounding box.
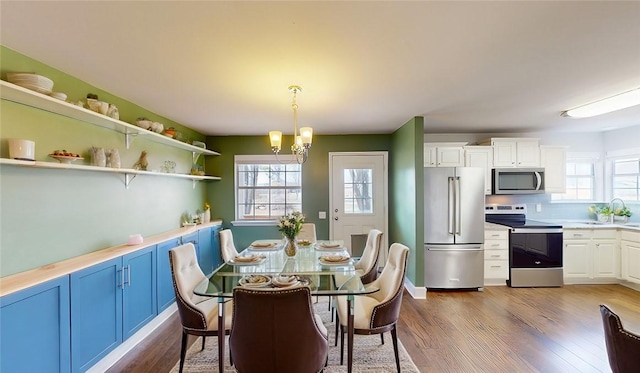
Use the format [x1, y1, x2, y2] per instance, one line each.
[269, 85, 313, 164]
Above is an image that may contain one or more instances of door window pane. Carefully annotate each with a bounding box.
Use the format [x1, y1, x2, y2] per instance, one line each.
[343, 169, 373, 214]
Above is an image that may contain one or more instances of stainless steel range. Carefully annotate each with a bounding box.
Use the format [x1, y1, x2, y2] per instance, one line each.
[485, 204, 563, 287]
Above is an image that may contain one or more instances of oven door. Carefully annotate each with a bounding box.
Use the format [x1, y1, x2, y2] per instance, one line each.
[509, 228, 563, 268]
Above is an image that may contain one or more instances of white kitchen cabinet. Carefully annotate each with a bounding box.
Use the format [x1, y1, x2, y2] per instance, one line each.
[563, 228, 619, 283]
[540, 145, 567, 194]
[464, 146, 493, 195]
[424, 143, 466, 167]
[483, 227, 509, 285]
[481, 138, 540, 168]
[620, 230, 640, 284]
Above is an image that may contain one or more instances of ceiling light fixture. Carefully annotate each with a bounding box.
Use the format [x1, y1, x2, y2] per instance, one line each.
[269, 85, 313, 164]
[562, 88, 640, 118]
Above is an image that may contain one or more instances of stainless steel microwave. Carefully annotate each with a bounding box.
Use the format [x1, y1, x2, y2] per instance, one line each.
[492, 168, 545, 194]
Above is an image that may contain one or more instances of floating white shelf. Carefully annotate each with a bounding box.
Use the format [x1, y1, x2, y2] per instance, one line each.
[0, 80, 220, 155]
[0, 158, 220, 188]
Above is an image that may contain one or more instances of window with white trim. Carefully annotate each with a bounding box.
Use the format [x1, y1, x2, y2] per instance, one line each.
[612, 157, 640, 201]
[235, 155, 302, 221]
[552, 153, 598, 201]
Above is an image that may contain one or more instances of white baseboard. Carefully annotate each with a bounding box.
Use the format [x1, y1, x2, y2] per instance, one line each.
[403, 277, 426, 299]
[87, 304, 177, 373]
[621, 280, 640, 292]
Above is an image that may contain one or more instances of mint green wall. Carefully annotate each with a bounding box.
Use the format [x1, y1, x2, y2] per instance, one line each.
[206, 135, 391, 249]
[1, 47, 209, 276]
[389, 117, 424, 286]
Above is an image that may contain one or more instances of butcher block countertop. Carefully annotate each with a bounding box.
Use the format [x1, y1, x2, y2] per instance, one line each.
[0, 220, 223, 297]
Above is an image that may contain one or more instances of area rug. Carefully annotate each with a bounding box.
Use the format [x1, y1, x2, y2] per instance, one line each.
[170, 300, 419, 372]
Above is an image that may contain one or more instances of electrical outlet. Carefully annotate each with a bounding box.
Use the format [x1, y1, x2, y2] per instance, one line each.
[536, 203, 542, 212]
[319, 211, 326, 219]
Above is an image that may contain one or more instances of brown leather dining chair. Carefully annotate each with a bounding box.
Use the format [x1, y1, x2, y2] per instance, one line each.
[229, 286, 329, 373]
[354, 229, 384, 284]
[335, 242, 410, 372]
[600, 304, 640, 373]
[169, 243, 233, 373]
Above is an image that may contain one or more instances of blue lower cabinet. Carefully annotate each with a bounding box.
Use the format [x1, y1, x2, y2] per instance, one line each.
[198, 226, 214, 274]
[71, 258, 122, 373]
[157, 238, 180, 312]
[123, 246, 157, 339]
[0, 276, 71, 373]
[71, 247, 158, 372]
[181, 232, 199, 257]
[211, 224, 223, 269]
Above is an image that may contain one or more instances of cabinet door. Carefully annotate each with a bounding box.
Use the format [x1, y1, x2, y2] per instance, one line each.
[212, 225, 223, 270]
[593, 239, 619, 278]
[424, 145, 437, 167]
[122, 246, 157, 340]
[198, 227, 214, 274]
[437, 147, 465, 167]
[71, 258, 122, 373]
[622, 240, 640, 284]
[492, 141, 517, 167]
[1, 276, 71, 373]
[515, 140, 540, 167]
[182, 232, 200, 257]
[563, 240, 591, 278]
[465, 147, 493, 194]
[157, 238, 180, 312]
[540, 146, 566, 193]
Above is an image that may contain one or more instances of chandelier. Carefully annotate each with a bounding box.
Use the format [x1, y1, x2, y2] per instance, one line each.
[269, 85, 313, 164]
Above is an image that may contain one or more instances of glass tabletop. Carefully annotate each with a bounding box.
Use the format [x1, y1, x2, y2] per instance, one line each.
[193, 240, 378, 298]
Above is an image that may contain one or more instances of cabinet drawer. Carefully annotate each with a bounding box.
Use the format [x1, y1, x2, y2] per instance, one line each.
[621, 230, 640, 242]
[485, 239, 508, 250]
[485, 249, 508, 260]
[592, 229, 618, 239]
[564, 229, 592, 239]
[485, 230, 508, 240]
[484, 260, 509, 279]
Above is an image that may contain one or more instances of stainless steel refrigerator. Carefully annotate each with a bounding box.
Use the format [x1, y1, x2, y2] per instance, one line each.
[424, 167, 485, 289]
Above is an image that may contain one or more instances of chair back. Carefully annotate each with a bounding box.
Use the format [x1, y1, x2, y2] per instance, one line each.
[355, 229, 383, 284]
[230, 287, 328, 373]
[368, 243, 409, 329]
[298, 223, 317, 243]
[600, 304, 640, 373]
[169, 243, 209, 330]
[219, 229, 239, 262]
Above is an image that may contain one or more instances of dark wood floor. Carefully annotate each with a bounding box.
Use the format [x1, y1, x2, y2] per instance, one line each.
[108, 284, 640, 373]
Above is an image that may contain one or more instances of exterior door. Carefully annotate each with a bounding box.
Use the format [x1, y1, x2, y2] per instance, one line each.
[329, 152, 388, 261]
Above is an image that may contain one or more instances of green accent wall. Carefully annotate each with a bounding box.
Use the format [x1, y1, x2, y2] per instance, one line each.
[1, 47, 209, 276]
[206, 134, 391, 250]
[389, 117, 424, 286]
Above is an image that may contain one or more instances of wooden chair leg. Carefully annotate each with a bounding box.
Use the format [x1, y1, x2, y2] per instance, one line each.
[201, 336, 206, 350]
[391, 325, 400, 372]
[334, 310, 340, 347]
[179, 331, 188, 373]
[340, 325, 345, 365]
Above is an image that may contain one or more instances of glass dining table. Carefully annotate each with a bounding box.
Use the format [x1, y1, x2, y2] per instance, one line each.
[193, 239, 378, 373]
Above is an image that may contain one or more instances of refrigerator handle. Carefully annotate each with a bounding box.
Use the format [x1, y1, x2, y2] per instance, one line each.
[448, 177, 455, 235]
[455, 176, 461, 235]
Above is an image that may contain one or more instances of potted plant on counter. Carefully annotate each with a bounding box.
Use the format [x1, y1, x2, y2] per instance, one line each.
[613, 206, 632, 223]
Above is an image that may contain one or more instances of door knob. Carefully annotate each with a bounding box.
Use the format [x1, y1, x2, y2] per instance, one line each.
[334, 217, 339, 221]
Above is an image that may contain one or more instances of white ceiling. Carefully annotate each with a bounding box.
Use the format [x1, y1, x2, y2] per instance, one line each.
[2, 1, 639, 136]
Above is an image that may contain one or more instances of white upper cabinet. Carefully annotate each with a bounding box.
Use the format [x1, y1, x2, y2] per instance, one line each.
[464, 146, 493, 195]
[540, 145, 567, 194]
[424, 143, 467, 167]
[482, 138, 540, 167]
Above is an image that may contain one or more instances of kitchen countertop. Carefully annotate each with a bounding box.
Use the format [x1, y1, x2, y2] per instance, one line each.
[535, 220, 640, 231]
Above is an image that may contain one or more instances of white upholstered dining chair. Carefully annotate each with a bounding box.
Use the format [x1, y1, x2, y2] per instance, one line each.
[219, 229, 239, 262]
[354, 229, 383, 284]
[298, 223, 317, 243]
[335, 242, 410, 372]
[169, 243, 233, 372]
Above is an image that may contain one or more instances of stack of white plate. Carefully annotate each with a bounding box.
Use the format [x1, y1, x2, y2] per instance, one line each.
[7, 73, 54, 95]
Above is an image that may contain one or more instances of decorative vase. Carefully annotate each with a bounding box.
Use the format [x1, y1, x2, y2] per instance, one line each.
[203, 208, 211, 223]
[284, 237, 298, 257]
